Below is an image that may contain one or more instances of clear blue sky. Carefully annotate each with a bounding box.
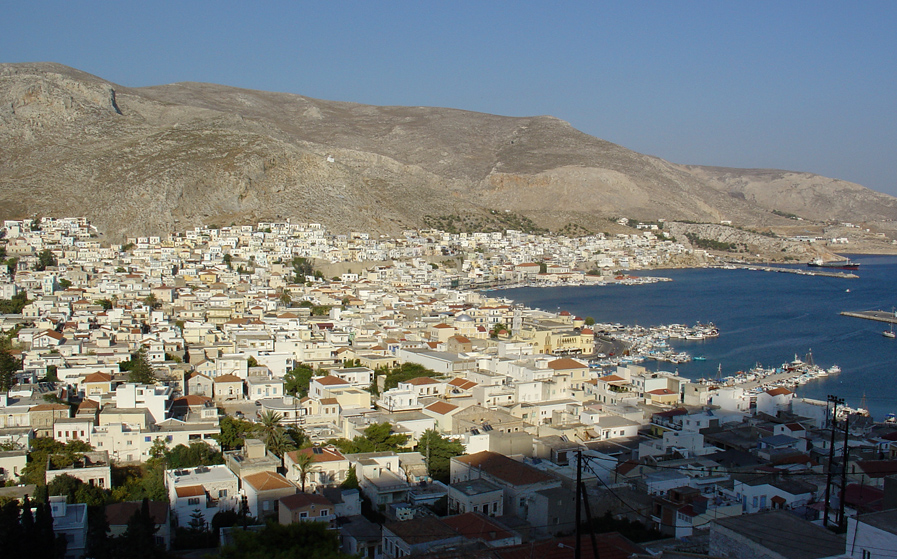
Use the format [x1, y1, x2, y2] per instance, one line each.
[4, 1, 896, 196]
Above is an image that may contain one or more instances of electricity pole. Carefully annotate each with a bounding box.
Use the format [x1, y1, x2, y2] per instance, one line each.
[823, 394, 843, 528]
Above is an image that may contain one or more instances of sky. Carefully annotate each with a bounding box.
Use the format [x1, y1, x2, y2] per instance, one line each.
[3, 1, 896, 196]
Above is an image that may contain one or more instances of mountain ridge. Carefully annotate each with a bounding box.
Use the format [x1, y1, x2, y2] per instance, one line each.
[2, 62, 895, 240]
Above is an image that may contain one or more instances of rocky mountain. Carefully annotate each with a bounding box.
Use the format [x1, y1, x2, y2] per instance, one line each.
[2, 62, 896, 240]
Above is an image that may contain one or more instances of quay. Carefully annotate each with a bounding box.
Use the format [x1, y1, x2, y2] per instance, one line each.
[840, 310, 897, 324]
[719, 263, 858, 279]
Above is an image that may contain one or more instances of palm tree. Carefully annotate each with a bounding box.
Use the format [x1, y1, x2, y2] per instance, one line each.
[256, 410, 284, 452]
[292, 451, 320, 492]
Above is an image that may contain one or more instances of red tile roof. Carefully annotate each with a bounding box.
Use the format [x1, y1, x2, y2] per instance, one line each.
[454, 451, 555, 486]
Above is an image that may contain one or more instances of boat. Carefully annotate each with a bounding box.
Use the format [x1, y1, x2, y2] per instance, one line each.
[807, 258, 860, 270]
[884, 329, 896, 339]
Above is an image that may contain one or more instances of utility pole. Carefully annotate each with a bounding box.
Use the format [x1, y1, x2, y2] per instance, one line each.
[838, 408, 851, 531]
[823, 394, 843, 528]
[575, 450, 582, 559]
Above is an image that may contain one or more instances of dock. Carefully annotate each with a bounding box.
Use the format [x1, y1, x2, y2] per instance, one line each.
[840, 310, 897, 324]
[717, 264, 857, 279]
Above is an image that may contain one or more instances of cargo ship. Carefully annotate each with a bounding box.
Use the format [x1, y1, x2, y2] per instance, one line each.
[807, 258, 860, 270]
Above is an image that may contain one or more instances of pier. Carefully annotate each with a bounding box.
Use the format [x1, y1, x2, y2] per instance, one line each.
[840, 310, 897, 324]
[718, 263, 858, 279]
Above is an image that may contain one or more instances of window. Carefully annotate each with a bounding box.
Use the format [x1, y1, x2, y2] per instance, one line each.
[188, 498, 200, 506]
[299, 512, 308, 518]
[218, 489, 227, 498]
[145, 436, 152, 442]
[320, 509, 329, 516]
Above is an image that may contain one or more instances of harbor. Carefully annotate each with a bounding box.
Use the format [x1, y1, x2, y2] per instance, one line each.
[840, 310, 897, 324]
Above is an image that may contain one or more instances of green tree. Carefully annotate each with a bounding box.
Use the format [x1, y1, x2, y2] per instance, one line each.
[538, 262, 548, 274]
[35, 249, 57, 271]
[327, 422, 409, 454]
[584, 316, 596, 326]
[223, 253, 233, 270]
[489, 323, 508, 338]
[114, 498, 165, 559]
[246, 355, 259, 368]
[340, 466, 359, 489]
[143, 293, 160, 309]
[219, 520, 352, 559]
[126, 347, 157, 384]
[417, 429, 464, 483]
[291, 257, 315, 283]
[256, 410, 284, 453]
[291, 452, 319, 492]
[215, 416, 256, 451]
[283, 364, 317, 397]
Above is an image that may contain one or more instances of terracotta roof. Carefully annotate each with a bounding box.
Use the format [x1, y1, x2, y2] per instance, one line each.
[404, 377, 440, 386]
[599, 374, 626, 382]
[319, 398, 339, 405]
[287, 446, 346, 463]
[766, 387, 794, 396]
[447, 378, 477, 390]
[496, 533, 645, 559]
[84, 372, 113, 383]
[175, 485, 205, 498]
[424, 401, 459, 415]
[648, 388, 676, 395]
[243, 471, 295, 492]
[77, 399, 99, 410]
[548, 358, 587, 370]
[384, 517, 460, 545]
[214, 374, 243, 383]
[441, 512, 512, 542]
[454, 451, 555, 486]
[280, 492, 332, 510]
[29, 404, 69, 412]
[314, 375, 349, 386]
[105, 501, 168, 526]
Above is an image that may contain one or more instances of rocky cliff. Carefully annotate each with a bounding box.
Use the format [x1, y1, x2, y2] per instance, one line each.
[2, 62, 896, 240]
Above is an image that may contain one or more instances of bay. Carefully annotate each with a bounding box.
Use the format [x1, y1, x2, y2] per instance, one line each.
[491, 255, 897, 421]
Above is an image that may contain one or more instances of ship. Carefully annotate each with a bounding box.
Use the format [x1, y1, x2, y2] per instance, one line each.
[807, 258, 860, 270]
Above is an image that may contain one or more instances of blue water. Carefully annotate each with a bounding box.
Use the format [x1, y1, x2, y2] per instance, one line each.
[492, 255, 897, 421]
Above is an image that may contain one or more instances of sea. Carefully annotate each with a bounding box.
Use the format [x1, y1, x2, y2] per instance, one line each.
[491, 254, 897, 421]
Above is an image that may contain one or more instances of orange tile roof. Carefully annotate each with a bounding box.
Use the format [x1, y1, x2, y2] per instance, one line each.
[175, 485, 205, 498]
[455, 451, 555, 486]
[548, 358, 587, 370]
[314, 375, 349, 386]
[424, 401, 459, 415]
[243, 471, 295, 492]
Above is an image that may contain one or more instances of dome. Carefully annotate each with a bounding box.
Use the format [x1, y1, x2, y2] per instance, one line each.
[455, 314, 474, 322]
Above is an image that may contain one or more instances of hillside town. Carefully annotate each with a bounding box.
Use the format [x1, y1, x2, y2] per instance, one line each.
[0, 216, 895, 559]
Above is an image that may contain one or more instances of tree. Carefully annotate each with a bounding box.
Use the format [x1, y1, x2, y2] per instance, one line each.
[0, 348, 22, 391]
[143, 293, 160, 309]
[584, 316, 596, 326]
[246, 355, 259, 368]
[35, 249, 57, 271]
[215, 416, 256, 451]
[126, 347, 157, 384]
[283, 364, 317, 397]
[416, 430, 464, 483]
[291, 257, 315, 283]
[340, 466, 359, 490]
[327, 422, 409, 454]
[256, 410, 284, 453]
[223, 253, 233, 270]
[95, 298, 113, 310]
[115, 498, 165, 559]
[489, 323, 508, 338]
[219, 521, 352, 559]
[538, 262, 548, 274]
[291, 452, 319, 492]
